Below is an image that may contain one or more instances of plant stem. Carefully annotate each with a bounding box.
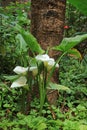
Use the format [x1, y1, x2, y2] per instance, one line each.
[21, 89, 26, 114]
[47, 52, 67, 86]
[38, 71, 47, 115]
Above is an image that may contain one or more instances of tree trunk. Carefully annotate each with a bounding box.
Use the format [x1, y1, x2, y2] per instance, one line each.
[31, 0, 66, 58]
[31, 0, 66, 105]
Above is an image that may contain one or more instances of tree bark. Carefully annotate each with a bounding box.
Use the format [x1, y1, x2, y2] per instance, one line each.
[31, 0, 66, 105]
[31, 0, 66, 58]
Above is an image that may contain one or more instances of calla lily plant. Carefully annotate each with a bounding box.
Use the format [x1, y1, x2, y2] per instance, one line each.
[8, 25, 87, 114]
[10, 54, 59, 114]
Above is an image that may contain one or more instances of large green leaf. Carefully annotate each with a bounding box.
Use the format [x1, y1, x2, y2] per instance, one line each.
[16, 34, 27, 52]
[15, 25, 44, 54]
[68, 0, 87, 16]
[68, 48, 82, 59]
[53, 34, 87, 52]
[4, 75, 19, 81]
[48, 82, 70, 92]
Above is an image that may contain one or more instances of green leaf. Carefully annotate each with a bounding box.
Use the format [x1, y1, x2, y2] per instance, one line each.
[79, 125, 87, 130]
[37, 123, 47, 130]
[48, 82, 70, 92]
[16, 33, 27, 52]
[0, 82, 12, 91]
[15, 24, 44, 54]
[3, 104, 11, 108]
[68, 0, 87, 16]
[53, 34, 87, 52]
[67, 48, 82, 59]
[4, 75, 19, 81]
[76, 105, 86, 111]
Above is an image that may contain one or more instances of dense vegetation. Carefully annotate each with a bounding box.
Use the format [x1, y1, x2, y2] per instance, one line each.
[0, 1, 87, 130]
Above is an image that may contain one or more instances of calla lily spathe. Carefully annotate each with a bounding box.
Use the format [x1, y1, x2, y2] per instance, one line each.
[11, 66, 28, 88]
[11, 66, 38, 88]
[11, 76, 27, 88]
[29, 66, 38, 76]
[35, 54, 49, 62]
[13, 66, 28, 75]
[35, 54, 59, 69]
[47, 58, 59, 70]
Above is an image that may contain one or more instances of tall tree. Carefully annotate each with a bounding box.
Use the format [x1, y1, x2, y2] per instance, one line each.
[31, 0, 66, 104]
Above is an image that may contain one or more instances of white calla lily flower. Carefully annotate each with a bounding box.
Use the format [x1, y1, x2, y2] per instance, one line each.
[35, 54, 49, 62]
[48, 58, 59, 68]
[47, 59, 59, 70]
[48, 58, 55, 65]
[13, 66, 28, 75]
[29, 66, 37, 71]
[11, 76, 27, 88]
[55, 63, 59, 68]
[35, 54, 51, 67]
[29, 66, 38, 76]
[35, 54, 59, 69]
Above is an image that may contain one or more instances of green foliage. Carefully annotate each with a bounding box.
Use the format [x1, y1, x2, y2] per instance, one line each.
[0, 1, 87, 130]
[59, 55, 87, 97]
[0, 105, 87, 130]
[53, 34, 87, 59]
[48, 82, 70, 92]
[65, 2, 87, 44]
[58, 55, 87, 122]
[15, 25, 44, 54]
[65, 2, 87, 57]
[7, 30, 86, 115]
[0, 2, 31, 74]
[0, 56, 87, 130]
[68, 0, 87, 16]
[0, 82, 22, 114]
